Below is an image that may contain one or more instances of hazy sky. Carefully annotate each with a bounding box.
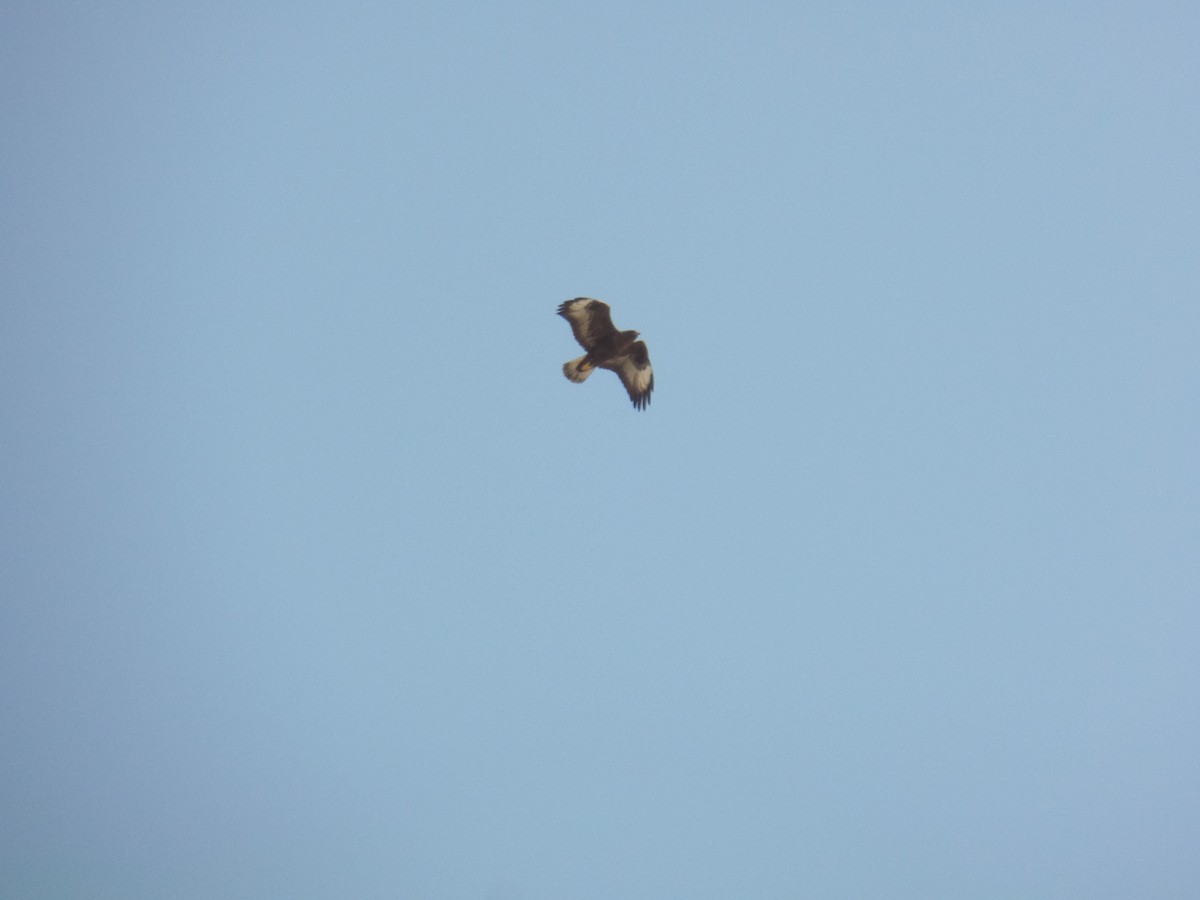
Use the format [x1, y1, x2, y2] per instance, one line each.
[2, 4, 1198, 898]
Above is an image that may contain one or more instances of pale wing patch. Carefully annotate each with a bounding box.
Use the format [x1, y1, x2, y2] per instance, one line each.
[557, 298, 613, 349]
[562, 298, 592, 320]
[607, 354, 654, 410]
[558, 298, 591, 330]
[625, 361, 652, 394]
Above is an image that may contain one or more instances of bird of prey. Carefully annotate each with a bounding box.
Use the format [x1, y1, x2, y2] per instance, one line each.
[557, 298, 654, 410]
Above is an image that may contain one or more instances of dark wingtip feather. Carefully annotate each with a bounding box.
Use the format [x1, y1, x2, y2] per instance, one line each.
[557, 298, 594, 317]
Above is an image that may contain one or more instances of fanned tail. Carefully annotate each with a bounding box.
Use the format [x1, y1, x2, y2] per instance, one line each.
[562, 355, 594, 384]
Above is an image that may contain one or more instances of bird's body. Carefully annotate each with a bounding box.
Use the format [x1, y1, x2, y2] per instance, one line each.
[557, 298, 654, 410]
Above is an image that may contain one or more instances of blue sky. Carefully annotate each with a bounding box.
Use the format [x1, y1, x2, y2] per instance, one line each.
[2, 3, 1198, 898]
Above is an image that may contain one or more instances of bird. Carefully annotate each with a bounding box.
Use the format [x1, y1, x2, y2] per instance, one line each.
[557, 298, 654, 410]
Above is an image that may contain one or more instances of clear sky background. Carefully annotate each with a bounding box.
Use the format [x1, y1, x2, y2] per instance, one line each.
[2, 4, 1198, 899]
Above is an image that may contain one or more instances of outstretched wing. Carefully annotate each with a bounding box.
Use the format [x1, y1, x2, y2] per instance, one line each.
[557, 298, 618, 351]
[600, 340, 654, 410]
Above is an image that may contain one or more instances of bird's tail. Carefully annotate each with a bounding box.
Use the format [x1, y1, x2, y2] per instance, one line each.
[562, 355, 594, 383]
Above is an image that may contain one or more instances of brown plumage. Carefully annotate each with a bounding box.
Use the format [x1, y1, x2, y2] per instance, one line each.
[557, 298, 654, 410]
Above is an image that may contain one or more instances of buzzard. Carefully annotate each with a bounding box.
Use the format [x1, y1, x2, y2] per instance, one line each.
[557, 298, 654, 410]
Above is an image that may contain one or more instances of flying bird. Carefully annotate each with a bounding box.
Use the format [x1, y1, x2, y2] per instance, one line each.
[557, 298, 654, 410]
